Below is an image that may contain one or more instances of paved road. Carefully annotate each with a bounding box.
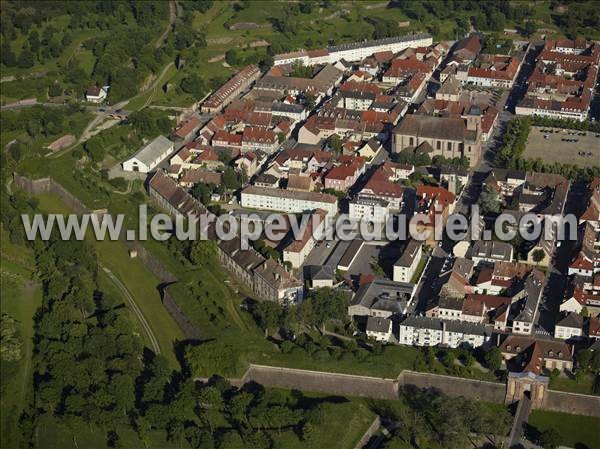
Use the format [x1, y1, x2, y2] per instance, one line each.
[101, 264, 161, 354]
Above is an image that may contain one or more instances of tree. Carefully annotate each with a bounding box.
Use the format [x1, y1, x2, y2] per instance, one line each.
[478, 186, 501, 215]
[484, 347, 502, 372]
[524, 20, 537, 37]
[328, 134, 343, 154]
[225, 48, 240, 66]
[180, 74, 205, 96]
[532, 249, 546, 263]
[539, 428, 561, 449]
[17, 43, 34, 68]
[188, 239, 216, 266]
[576, 349, 591, 370]
[0, 313, 22, 362]
[1, 41, 17, 67]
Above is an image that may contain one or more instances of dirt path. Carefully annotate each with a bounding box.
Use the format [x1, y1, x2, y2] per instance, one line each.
[155, 0, 177, 49]
[100, 264, 161, 354]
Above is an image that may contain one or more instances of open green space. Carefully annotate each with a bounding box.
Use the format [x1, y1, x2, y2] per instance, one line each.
[549, 373, 597, 396]
[528, 410, 600, 449]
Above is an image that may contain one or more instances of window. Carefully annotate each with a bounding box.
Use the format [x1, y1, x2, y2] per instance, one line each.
[436, 141, 441, 150]
[409, 137, 414, 146]
[447, 142, 452, 151]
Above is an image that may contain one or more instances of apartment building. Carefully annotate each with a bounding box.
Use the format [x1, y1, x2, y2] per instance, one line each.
[393, 239, 423, 283]
[240, 185, 338, 216]
[398, 316, 492, 348]
[273, 33, 433, 66]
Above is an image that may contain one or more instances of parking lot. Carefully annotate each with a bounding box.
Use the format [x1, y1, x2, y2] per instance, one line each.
[524, 126, 600, 167]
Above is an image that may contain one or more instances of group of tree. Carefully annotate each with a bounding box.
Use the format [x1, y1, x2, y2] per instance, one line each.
[494, 116, 531, 168]
[126, 109, 173, 139]
[2, 1, 174, 101]
[0, 104, 86, 141]
[252, 288, 350, 335]
[381, 387, 512, 449]
[392, 149, 432, 168]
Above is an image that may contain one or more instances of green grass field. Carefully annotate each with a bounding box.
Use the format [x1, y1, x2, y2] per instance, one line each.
[528, 410, 600, 449]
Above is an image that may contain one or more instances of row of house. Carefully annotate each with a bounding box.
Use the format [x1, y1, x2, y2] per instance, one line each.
[516, 39, 600, 121]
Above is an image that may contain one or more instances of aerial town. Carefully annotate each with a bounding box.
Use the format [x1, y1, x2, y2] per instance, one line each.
[1, 1, 599, 449]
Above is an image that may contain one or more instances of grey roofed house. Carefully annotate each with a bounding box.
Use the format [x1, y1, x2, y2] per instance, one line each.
[394, 239, 422, 268]
[400, 315, 491, 336]
[394, 114, 479, 144]
[304, 264, 336, 282]
[130, 135, 173, 167]
[272, 102, 306, 115]
[556, 312, 583, 330]
[366, 316, 392, 334]
[472, 240, 513, 263]
[514, 271, 545, 324]
[348, 279, 414, 317]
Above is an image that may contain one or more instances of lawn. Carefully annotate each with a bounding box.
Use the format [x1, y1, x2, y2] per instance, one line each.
[0, 230, 41, 449]
[528, 410, 600, 449]
[549, 373, 597, 396]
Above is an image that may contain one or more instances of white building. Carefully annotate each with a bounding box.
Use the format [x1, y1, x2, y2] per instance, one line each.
[273, 33, 433, 66]
[86, 85, 108, 103]
[122, 135, 174, 173]
[366, 316, 393, 342]
[240, 186, 338, 216]
[398, 316, 491, 348]
[393, 239, 423, 283]
[282, 209, 327, 269]
[554, 313, 583, 340]
[349, 196, 390, 223]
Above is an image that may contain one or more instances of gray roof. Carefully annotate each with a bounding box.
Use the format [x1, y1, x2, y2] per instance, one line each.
[366, 316, 392, 333]
[305, 264, 335, 281]
[401, 315, 491, 336]
[515, 271, 544, 323]
[472, 240, 513, 262]
[131, 135, 173, 165]
[272, 102, 305, 114]
[394, 239, 422, 268]
[351, 279, 414, 315]
[556, 312, 583, 329]
[328, 33, 431, 53]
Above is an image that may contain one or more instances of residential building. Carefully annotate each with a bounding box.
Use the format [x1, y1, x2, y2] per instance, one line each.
[471, 240, 514, 265]
[554, 312, 584, 340]
[414, 185, 456, 246]
[304, 265, 336, 289]
[366, 316, 393, 342]
[393, 239, 423, 283]
[122, 135, 174, 173]
[348, 280, 414, 318]
[349, 196, 391, 223]
[273, 33, 433, 66]
[398, 316, 492, 348]
[173, 116, 202, 141]
[241, 127, 278, 154]
[499, 336, 573, 374]
[241, 185, 338, 216]
[86, 85, 108, 103]
[282, 209, 328, 269]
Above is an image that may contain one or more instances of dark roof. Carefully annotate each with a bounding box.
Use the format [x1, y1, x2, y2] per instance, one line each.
[556, 312, 583, 329]
[395, 114, 477, 142]
[351, 279, 414, 314]
[366, 316, 392, 333]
